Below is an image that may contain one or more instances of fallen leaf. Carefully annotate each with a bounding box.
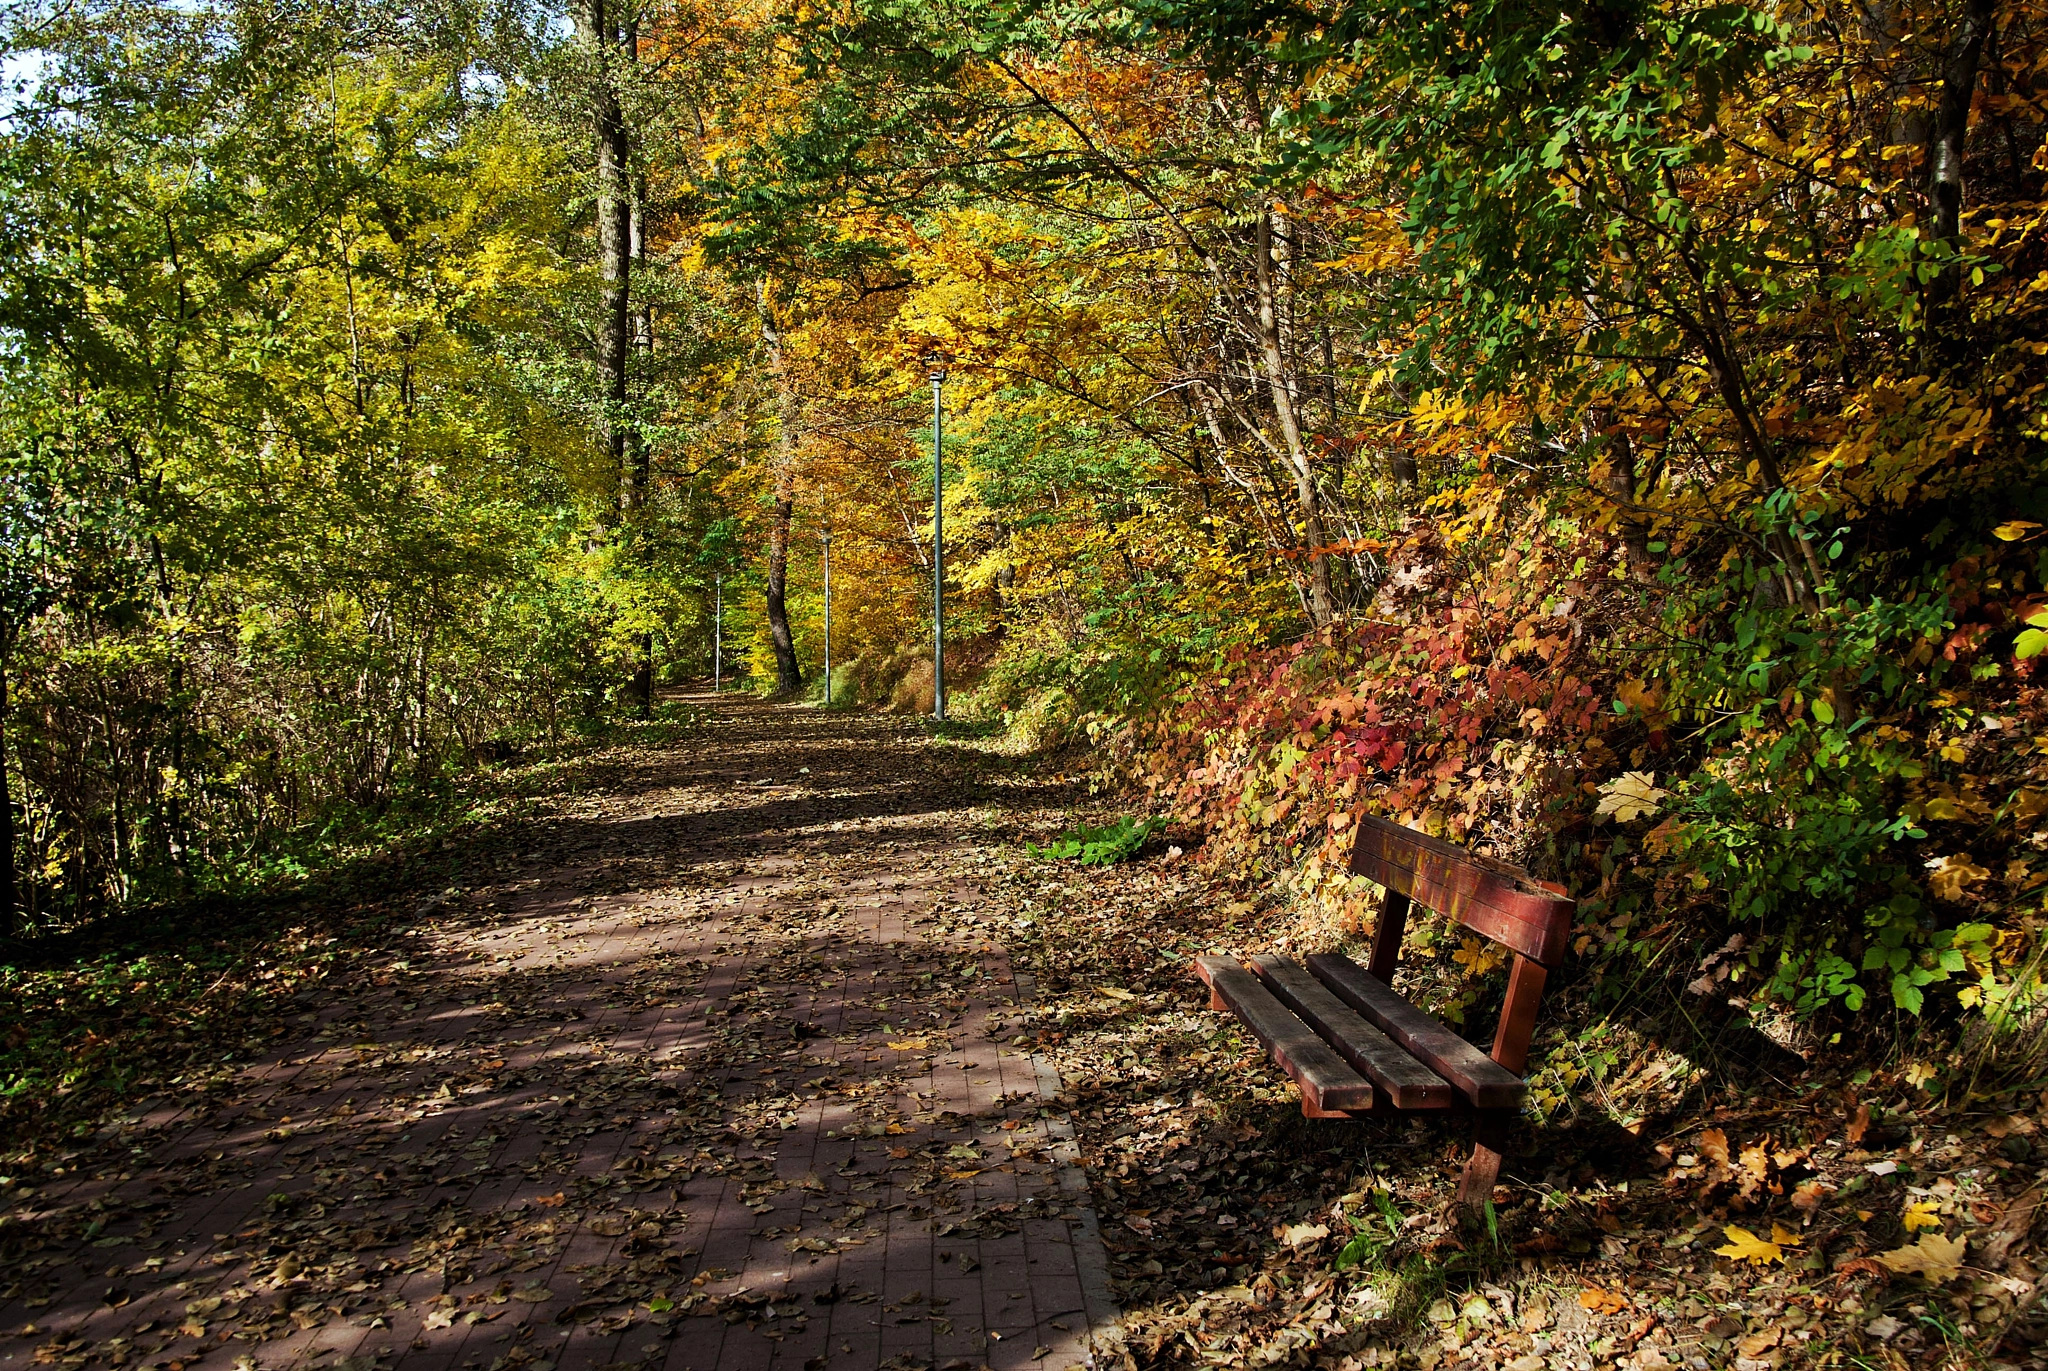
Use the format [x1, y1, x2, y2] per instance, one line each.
[1279, 1222, 1328, 1248]
[1714, 1223, 1801, 1266]
[1737, 1139, 1772, 1200]
[1846, 1103, 1871, 1145]
[1874, 1232, 1966, 1283]
[1983, 1187, 2044, 1268]
[1579, 1288, 1628, 1314]
[1097, 986, 1135, 1001]
[1902, 1200, 1941, 1232]
[511, 1286, 555, 1303]
[1736, 1328, 1781, 1358]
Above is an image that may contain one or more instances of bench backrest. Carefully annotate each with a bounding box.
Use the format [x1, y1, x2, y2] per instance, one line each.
[1347, 813, 1574, 1078]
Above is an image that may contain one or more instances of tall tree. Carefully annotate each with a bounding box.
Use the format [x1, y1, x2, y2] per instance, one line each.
[758, 289, 805, 696]
[576, 0, 635, 503]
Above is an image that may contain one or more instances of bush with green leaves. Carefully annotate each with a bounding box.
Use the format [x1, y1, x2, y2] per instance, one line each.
[1027, 816, 1165, 867]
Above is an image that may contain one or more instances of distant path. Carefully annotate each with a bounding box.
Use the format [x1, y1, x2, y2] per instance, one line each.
[0, 694, 1118, 1371]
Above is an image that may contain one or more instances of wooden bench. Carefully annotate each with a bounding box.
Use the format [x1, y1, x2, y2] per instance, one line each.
[1194, 813, 1575, 1211]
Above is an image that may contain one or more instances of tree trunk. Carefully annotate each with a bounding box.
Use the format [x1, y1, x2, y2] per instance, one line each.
[628, 160, 654, 719]
[765, 484, 800, 695]
[577, 0, 633, 500]
[1, 654, 15, 940]
[758, 290, 804, 695]
[1926, 0, 1994, 339]
[1252, 207, 1334, 626]
[1588, 408, 1652, 580]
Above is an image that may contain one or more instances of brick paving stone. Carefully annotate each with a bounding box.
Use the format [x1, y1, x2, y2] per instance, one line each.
[0, 695, 1119, 1371]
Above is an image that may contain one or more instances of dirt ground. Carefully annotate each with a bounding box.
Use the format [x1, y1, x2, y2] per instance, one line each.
[2, 694, 2043, 1371]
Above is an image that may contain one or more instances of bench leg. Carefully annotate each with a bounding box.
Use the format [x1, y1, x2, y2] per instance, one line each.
[1458, 1115, 1509, 1212]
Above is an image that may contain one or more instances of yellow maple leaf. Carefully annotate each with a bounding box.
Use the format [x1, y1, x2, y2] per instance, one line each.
[1874, 1232, 1966, 1283]
[1902, 1200, 1942, 1232]
[1714, 1223, 1802, 1266]
[1596, 771, 1668, 822]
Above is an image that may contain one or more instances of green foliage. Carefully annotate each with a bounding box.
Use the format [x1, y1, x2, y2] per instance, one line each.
[0, 0, 747, 933]
[1332, 1189, 1404, 1272]
[1027, 816, 1165, 867]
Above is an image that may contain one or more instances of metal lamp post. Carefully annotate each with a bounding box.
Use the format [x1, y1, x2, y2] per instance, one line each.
[820, 529, 832, 705]
[924, 349, 949, 721]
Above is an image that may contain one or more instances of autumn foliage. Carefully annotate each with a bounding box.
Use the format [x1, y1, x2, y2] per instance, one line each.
[3, 0, 2046, 1069]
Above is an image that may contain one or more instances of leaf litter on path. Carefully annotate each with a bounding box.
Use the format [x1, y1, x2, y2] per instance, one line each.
[3, 695, 2046, 1371]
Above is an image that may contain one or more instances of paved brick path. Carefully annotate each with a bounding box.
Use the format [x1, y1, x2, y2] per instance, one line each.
[0, 697, 1118, 1371]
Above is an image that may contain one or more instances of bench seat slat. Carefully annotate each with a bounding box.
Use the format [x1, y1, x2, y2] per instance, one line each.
[1194, 956, 1375, 1112]
[1248, 956, 1454, 1110]
[1306, 952, 1527, 1110]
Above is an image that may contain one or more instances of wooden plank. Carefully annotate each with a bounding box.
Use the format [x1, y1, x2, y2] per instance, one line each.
[1194, 956, 1375, 1112]
[1349, 816, 1571, 964]
[1347, 815, 1575, 967]
[1368, 889, 1411, 984]
[1248, 956, 1453, 1110]
[1488, 955, 1548, 1076]
[1459, 1114, 1513, 1212]
[1305, 952, 1527, 1109]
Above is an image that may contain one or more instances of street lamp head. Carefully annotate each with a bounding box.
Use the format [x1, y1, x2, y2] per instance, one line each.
[922, 346, 950, 383]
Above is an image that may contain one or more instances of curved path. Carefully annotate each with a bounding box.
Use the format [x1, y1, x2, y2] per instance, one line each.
[0, 695, 1118, 1371]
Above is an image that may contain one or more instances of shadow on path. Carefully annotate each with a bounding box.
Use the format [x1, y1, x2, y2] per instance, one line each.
[0, 694, 1117, 1371]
